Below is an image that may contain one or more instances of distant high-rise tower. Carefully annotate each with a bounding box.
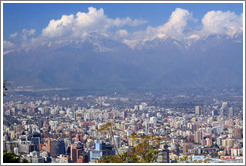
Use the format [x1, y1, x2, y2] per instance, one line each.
[31, 132, 41, 151]
[220, 102, 227, 117]
[194, 130, 203, 144]
[113, 135, 121, 149]
[46, 138, 58, 157]
[71, 144, 77, 163]
[233, 127, 243, 139]
[220, 107, 225, 116]
[58, 139, 65, 155]
[71, 142, 84, 163]
[212, 110, 218, 116]
[222, 102, 228, 108]
[121, 111, 127, 120]
[89, 140, 113, 162]
[50, 140, 58, 157]
[229, 108, 234, 117]
[46, 137, 51, 153]
[195, 106, 200, 116]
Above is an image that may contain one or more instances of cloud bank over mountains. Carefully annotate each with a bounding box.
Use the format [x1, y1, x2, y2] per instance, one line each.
[4, 7, 243, 52]
[3, 6, 243, 92]
[41, 7, 147, 39]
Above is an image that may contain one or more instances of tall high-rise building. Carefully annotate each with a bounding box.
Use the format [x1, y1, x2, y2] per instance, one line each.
[71, 144, 79, 163]
[58, 139, 65, 155]
[195, 106, 200, 116]
[220, 107, 225, 116]
[89, 140, 113, 162]
[220, 102, 228, 116]
[206, 138, 212, 147]
[46, 138, 59, 157]
[121, 111, 127, 120]
[212, 110, 218, 116]
[113, 135, 121, 149]
[222, 102, 228, 108]
[31, 132, 41, 151]
[183, 143, 188, 156]
[233, 127, 243, 139]
[194, 130, 203, 144]
[229, 108, 234, 117]
[216, 136, 225, 146]
[70, 142, 87, 163]
[50, 140, 58, 157]
[226, 139, 235, 147]
[46, 138, 51, 153]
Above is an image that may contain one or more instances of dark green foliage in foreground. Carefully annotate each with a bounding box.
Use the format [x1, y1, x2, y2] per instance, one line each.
[3, 151, 20, 163]
[22, 159, 29, 163]
[3, 151, 29, 163]
[3, 79, 10, 97]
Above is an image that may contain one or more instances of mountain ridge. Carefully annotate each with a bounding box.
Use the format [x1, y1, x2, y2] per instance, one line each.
[3, 34, 243, 93]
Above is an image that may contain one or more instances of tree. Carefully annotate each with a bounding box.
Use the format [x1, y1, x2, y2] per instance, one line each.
[3, 79, 10, 97]
[3, 151, 29, 163]
[210, 152, 218, 158]
[21, 158, 29, 163]
[3, 151, 20, 163]
[204, 158, 212, 163]
[97, 121, 166, 163]
[98, 121, 121, 156]
[178, 155, 190, 163]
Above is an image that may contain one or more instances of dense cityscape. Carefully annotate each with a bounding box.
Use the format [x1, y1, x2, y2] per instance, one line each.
[2, 88, 244, 163]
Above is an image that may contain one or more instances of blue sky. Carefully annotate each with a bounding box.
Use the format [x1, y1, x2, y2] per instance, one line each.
[3, 3, 243, 40]
[3, 2, 243, 51]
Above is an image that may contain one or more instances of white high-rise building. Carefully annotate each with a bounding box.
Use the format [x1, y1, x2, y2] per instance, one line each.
[195, 106, 200, 115]
[229, 107, 234, 117]
[114, 135, 121, 149]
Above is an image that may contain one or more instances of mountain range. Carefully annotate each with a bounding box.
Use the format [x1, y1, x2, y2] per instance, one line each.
[3, 33, 243, 94]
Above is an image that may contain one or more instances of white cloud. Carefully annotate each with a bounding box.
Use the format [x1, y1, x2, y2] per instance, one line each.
[22, 29, 36, 36]
[42, 14, 75, 38]
[42, 7, 147, 39]
[6, 7, 243, 51]
[76, 8, 104, 26]
[21, 29, 36, 40]
[75, 7, 107, 30]
[3, 40, 16, 54]
[117, 29, 128, 37]
[123, 8, 195, 48]
[156, 33, 167, 39]
[112, 17, 147, 27]
[157, 8, 195, 39]
[123, 8, 243, 49]
[9, 32, 18, 38]
[3, 50, 15, 55]
[3, 40, 15, 49]
[187, 34, 200, 40]
[123, 39, 139, 49]
[201, 10, 243, 37]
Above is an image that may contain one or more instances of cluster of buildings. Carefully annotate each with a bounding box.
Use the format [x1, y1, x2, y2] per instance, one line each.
[2, 92, 244, 163]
